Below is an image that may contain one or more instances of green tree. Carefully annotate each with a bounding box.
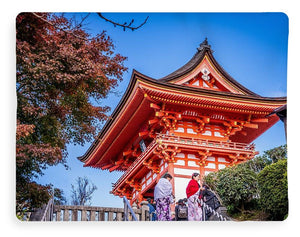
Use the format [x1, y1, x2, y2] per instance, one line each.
[205, 144, 287, 220]
[243, 155, 271, 173]
[243, 144, 286, 174]
[53, 188, 67, 205]
[16, 12, 127, 216]
[264, 144, 287, 163]
[214, 165, 259, 213]
[204, 171, 218, 191]
[258, 159, 288, 220]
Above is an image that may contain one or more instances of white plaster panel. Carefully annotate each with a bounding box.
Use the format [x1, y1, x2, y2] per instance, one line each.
[192, 80, 200, 86]
[205, 163, 216, 169]
[203, 81, 209, 87]
[146, 171, 151, 179]
[218, 164, 226, 169]
[188, 154, 196, 159]
[175, 153, 185, 158]
[174, 127, 184, 133]
[175, 160, 185, 166]
[188, 161, 198, 167]
[214, 132, 224, 137]
[174, 177, 190, 201]
[218, 157, 227, 162]
[174, 168, 199, 176]
[203, 130, 212, 136]
[153, 173, 157, 180]
[187, 128, 197, 134]
[206, 156, 215, 161]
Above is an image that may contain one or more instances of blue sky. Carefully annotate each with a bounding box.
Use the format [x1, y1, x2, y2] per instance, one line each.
[35, 12, 288, 208]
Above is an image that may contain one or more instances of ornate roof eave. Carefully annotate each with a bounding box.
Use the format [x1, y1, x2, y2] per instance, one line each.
[138, 71, 286, 104]
[78, 69, 286, 165]
[268, 104, 287, 116]
[159, 39, 260, 97]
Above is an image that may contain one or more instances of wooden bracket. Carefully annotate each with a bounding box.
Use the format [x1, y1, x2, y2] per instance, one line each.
[143, 159, 160, 173]
[154, 144, 178, 163]
[197, 150, 212, 166]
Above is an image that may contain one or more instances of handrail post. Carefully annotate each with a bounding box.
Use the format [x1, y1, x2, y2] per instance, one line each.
[123, 198, 128, 221]
[203, 203, 206, 221]
[141, 200, 149, 221]
[123, 196, 138, 221]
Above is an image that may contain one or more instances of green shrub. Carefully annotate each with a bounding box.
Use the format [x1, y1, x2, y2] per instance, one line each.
[258, 159, 288, 220]
[203, 145, 288, 220]
[204, 171, 218, 191]
[205, 164, 259, 214]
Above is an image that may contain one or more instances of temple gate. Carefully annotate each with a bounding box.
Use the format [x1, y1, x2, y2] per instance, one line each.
[79, 39, 286, 209]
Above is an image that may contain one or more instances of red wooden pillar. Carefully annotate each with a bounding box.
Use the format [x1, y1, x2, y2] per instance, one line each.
[199, 164, 205, 187]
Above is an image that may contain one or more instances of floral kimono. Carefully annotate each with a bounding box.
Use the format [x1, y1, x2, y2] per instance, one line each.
[186, 179, 202, 221]
[154, 178, 174, 221]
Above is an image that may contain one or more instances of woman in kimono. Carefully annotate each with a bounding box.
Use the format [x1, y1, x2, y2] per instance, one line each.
[186, 173, 202, 221]
[154, 173, 174, 221]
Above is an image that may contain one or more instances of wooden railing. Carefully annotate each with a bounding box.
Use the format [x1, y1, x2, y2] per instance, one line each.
[156, 133, 255, 152]
[52, 201, 149, 221]
[112, 139, 157, 191]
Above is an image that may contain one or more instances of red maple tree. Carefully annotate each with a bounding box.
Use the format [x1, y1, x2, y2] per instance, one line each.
[16, 13, 127, 216]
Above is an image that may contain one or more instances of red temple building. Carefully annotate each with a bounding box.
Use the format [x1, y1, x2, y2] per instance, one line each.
[79, 39, 286, 206]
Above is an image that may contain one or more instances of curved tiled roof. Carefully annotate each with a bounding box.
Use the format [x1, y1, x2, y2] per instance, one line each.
[78, 39, 287, 165]
[159, 38, 260, 97]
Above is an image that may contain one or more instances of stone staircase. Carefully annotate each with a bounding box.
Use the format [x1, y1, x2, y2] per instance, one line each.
[29, 198, 150, 221]
[29, 196, 230, 221]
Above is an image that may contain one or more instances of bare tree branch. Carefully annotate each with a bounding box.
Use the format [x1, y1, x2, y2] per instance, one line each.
[77, 13, 91, 29]
[32, 12, 148, 42]
[32, 13, 88, 40]
[97, 13, 149, 31]
[71, 177, 97, 206]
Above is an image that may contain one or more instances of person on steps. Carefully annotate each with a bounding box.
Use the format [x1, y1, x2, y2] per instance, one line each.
[175, 198, 188, 221]
[154, 173, 174, 221]
[186, 173, 203, 221]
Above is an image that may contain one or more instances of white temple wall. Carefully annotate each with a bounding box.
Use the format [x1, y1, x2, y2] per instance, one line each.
[174, 177, 190, 202]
